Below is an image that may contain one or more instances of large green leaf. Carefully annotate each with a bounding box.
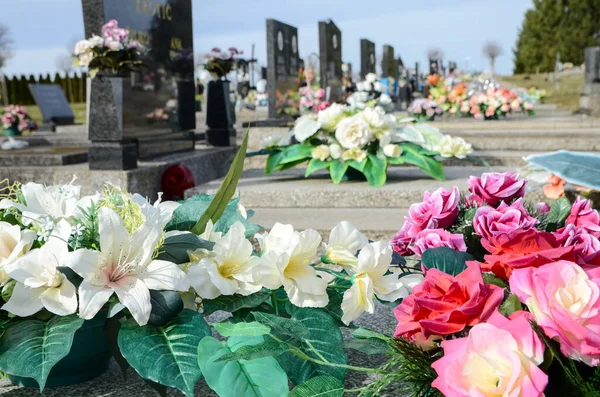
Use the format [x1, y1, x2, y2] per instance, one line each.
[191, 130, 249, 235]
[526, 150, 600, 190]
[330, 160, 349, 184]
[305, 158, 330, 177]
[148, 290, 184, 327]
[289, 376, 344, 397]
[421, 247, 474, 276]
[363, 154, 387, 187]
[203, 291, 272, 315]
[285, 290, 345, 327]
[278, 144, 314, 165]
[252, 312, 310, 340]
[156, 233, 214, 264]
[215, 340, 290, 362]
[541, 196, 572, 231]
[213, 321, 271, 337]
[0, 315, 84, 391]
[198, 336, 289, 397]
[266, 150, 285, 174]
[118, 309, 210, 397]
[255, 309, 347, 385]
[399, 143, 444, 181]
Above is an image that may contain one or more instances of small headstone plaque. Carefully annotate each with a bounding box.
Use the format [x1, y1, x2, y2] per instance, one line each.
[319, 19, 343, 102]
[28, 84, 75, 126]
[266, 19, 300, 120]
[381, 45, 396, 79]
[360, 39, 376, 79]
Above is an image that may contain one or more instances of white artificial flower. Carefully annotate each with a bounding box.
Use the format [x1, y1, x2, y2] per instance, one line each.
[329, 143, 342, 160]
[105, 38, 123, 51]
[63, 207, 188, 326]
[355, 82, 366, 92]
[347, 93, 367, 110]
[311, 145, 330, 161]
[435, 135, 473, 159]
[317, 103, 346, 131]
[199, 219, 222, 242]
[341, 241, 410, 325]
[335, 115, 373, 149]
[365, 73, 377, 84]
[88, 35, 104, 48]
[373, 82, 384, 92]
[293, 115, 321, 142]
[0, 222, 36, 285]
[259, 135, 281, 149]
[323, 222, 368, 269]
[395, 123, 444, 152]
[187, 222, 261, 299]
[74, 39, 92, 56]
[254, 223, 328, 308]
[379, 131, 392, 147]
[378, 94, 392, 105]
[78, 52, 94, 67]
[362, 107, 387, 129]
[341, 148, 367, 162]
[71, 223, 86, 237]
[131, 192, 180, 228]
[383, 144, 402, 158]
[2, 220, 77, 317]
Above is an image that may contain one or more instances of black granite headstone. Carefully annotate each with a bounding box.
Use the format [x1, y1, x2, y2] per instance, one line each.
[266, 19, 300, 120]
[429, 59, 439, 75]
[449, 61, 457, 73]
[82, 0, 196, 169]
[360, 39, 376, 80]
[381, 45, 396, 79]
[415, 62, 421, 92]
[28, 84, 75, 126]
[319, 19, 343, 102]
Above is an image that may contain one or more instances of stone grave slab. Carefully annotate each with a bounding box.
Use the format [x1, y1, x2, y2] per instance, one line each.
[0, 147, 88, 167]
[360, 39, 376, 79]
[28, 84, 75, 126]
[319, 19, 343, 102]
[381, 45, 396, 79]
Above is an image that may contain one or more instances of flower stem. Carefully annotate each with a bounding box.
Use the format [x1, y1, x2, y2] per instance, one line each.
[271, 290, 279, 315]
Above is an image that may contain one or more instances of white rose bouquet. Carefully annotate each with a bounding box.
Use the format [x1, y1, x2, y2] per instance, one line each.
[255, 104, 473, 186]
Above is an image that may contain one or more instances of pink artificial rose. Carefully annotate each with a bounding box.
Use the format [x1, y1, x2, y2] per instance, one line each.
[413, 105, 422, 113]
[567, 197, 600, 237]
[467, 172, 526, 207]
[554, 224, 600, 266]
[473, 199, 538, 253]
[510, 260, 600, 366]
[315, 88, 325, 100]
[299, 97, 314, 108]
[435, 106, 443, 115]
[394, 263, 504, 340]
[536, 202, 551, 214]
[501, 103, 511, 113]
[407, 187, 460, 233]
[317, 101, 331, 111]
[426, 108, 435, 118]
[391, 220, 414, 256]
[432, 310, 547, 397]
[102, 19, 119, 37]
[410, 228, 467, 258]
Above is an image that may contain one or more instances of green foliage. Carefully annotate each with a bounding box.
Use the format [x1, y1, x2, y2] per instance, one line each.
[421, 247, 474, 276]
[213, 321, 271, 337]
[305, 158, 330, 177]
[499, 294, 523, 317]
[0, 315, 84, 391]
[202, 291, 272, 315]
[215, 340, 290, 362]
[156, 233, 215, 264]
[198, 335, 289, 397]
[147, 290, 184, 327]
[363, 154, 388, 187]
[330, 160, 349, 184]
[265, 144, 313, 174]
[289, 376, 344, 397]
[539, 196, 572, 231]
[118, 309, 210, 397]
[513, 0, 600, 73]
[398, 143, 444, 181]
[191, 131, 249, 235]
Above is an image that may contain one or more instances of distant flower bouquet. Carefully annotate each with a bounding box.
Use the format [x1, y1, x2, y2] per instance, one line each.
[460, 86, 535, 119]
[254, 104, 472, 186]
[408, 98, 444, 121]
[299, 86, 327, 113]
[204, 47, 242, 79]
[2, 105, 37, 136]
[348, 73, 393, 112]
[74, 19, 146, 78]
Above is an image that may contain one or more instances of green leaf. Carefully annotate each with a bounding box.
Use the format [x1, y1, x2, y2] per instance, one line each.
[157, 233, 215, 264]
[252, 312, 310, 341]
[198, 336, 289, 397]
[103, 315, 130, 379]
[346, 159, 367, 172]
[289, 376, 344, 397]
[286, 290, 345, 327]
[330, 160, 349, 184]
[352, 327, 390, 341]
[118, 309, 210, 397]
[191, 130, 249, 235]
[0, 315, 84, 391]
[213, 321, 271, 337]
[482, 273, 509, 289]
[345, 338, 389, 355]
[278, 144, 314, 165]
[399, 143, 444, 180]
[499, 294, 523, 317]
[215, 340, 290, 362]
[526, 150, 600, 191]
[306, 158, 330, 177]
[265, 151, 285, 174]
[203, 291, 271, 315]
[421, 247, 474, 276]
[387, 155, 406, 165]
[363, 154, 387, 187]
[148, 290, 184, 327]
[542, 196, 572, 231]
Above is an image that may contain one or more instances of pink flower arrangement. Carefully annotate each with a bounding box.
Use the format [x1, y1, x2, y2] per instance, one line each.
[299, 87, 327, 113]
[2, 105, 37, 134]
[409, 98, 444, 120]
[410, 229, 467, 257]
[204, 47, 242, 78]
[467, 172, 526, 206]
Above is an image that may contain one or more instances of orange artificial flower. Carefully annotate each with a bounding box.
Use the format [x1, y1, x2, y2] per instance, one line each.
[544, 174, 566, 199]
[427, 74, 440, 86]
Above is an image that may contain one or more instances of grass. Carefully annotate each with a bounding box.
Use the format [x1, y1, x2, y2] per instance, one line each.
[1, 102, 88, 125]
[499, 73, 585, 111]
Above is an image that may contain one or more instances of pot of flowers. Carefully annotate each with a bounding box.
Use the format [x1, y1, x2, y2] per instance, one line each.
[2, 105, 37, 136]
[408, 98, 444, 121]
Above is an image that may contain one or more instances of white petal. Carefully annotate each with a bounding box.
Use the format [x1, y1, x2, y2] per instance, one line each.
[127, 216, 163, 266]
[373, 274, 409, 302]
[289, 266, 328, 296]
[43, 219, 71, 258]
[21, 183, 51, 216]
[2, 283, 44, 316]
[236, 281, 262, 296]
[205, 260, 239, 295]
[78, 281, 114, 320]
[398, 274, 424, 293]
[98, 207, 130, 264]
[113, 277, 151, 326]
[328, 221, 369, 253]
[213, 222, 252, 264]
[40, 279, 78, 315]
[187, 264, 221, 299]
[140, 260, 189, 291]
[286, 280, 329, 308]
[252, 252, 285, 290]
[291, 228, 321, 264]
[63, 249, 103, 280]
[4, 249, 46, 285]
[264, 223, 297, 253]
[341, 276, 374, 325]
[357, 241, 392, 276]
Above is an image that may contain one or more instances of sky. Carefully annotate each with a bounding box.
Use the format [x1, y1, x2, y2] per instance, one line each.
[1, 0, 533, 77]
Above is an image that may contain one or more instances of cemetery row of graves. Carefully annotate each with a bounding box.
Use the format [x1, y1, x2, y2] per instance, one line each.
[0, 1, 600, 396]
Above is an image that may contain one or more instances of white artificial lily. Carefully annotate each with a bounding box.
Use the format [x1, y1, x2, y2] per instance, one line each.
[131, 192, 180, 227]
[322, 221, 369, 270]
[2, 220, 78, 316]
[341, 241, 413, 325]
[188, 222, 260, 299]
[254, 223, 328, 308]
[63, 207, 188, 325]
[0, 221, 36, 285]
[199, 219, 223, 242]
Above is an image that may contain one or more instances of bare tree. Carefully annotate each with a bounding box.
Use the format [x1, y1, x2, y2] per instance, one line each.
[0, 24, 13, 106]
[483, 41, 503, 76]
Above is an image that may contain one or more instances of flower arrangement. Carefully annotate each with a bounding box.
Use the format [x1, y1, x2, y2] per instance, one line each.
[255, 106, 472, 186]
[299, 86, 327, 113]
[2, 105, 37, 136]
[459, 87, 535, 120]
[348, 73, 393, 112]
[408, 98, 444, 121]
[73, 19, 146, 78]
[203, 47, 242, 79]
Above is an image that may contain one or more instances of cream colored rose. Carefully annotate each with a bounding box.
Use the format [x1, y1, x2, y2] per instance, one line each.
[293, 115, 320, 142]
[0, 222, 36, 285]
[329, 143, 342, 159]
[435, 135, 473, 159]
[362, 107, 387, 129]
[311, 145, 330, 161]
[317, 103, 346, 131]
[335, 115, 373, 149]
[341, 148, 367, 162]
[383, 144, 402, 158]
[74, 39, 92, 55]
